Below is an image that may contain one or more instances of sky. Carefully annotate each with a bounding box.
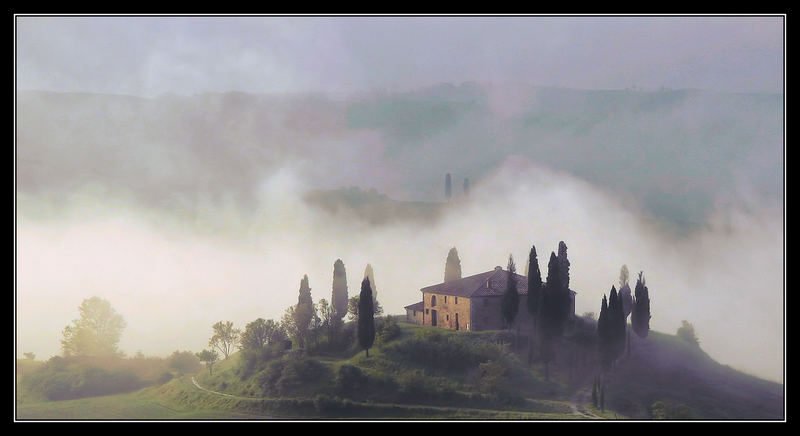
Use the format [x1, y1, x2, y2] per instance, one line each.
[15, 15, 785, 383]
[17, 15, 784, 96]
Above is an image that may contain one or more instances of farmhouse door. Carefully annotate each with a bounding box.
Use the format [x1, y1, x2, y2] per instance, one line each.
[431, 310, 438, 326]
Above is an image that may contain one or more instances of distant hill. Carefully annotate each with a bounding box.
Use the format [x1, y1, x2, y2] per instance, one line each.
[303, 187, 445, 226]
[599, 329, 783, 419]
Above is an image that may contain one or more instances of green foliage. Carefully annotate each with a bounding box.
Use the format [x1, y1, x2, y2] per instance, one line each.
[676, 320, 700, 347]
[376, 315, 402, 346]
[61, 296, 126, 358]
[358, 277, 376, 356]
[168, 350, 202, 374]
[209, 321, 240, 359]
[382, 329, 510, 371]
[22, 357, 143, 401]
[336, 364, 368, 395]
[254, 353, 331, 397]
[240, 318, 282, 350]
[196, 349, 219, 375]
[527, 245, 542, 318]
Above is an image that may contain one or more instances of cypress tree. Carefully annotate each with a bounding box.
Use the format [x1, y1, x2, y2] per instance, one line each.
[557, 241, 570, 292]
[295, 275, 314, 349]
[363, 263, 378, 306]
[445, 173, 452, 200]
[332, 259, 348, 321]
[444, 247, 462, 282]
[526, 245, 542, 318]
[618, 265, 633, 321]
[631, 271, 651, 338]
[526, 245, 542, 365]
[358, 277, 376, 357]
[501, 254, 519, 332]
[597, 294, 611, 369]
[463, 178, 470, 197]
[592, 377, 598, 408]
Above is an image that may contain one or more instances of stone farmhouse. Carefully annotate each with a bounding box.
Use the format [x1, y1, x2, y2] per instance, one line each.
[404, 266, 576, 332]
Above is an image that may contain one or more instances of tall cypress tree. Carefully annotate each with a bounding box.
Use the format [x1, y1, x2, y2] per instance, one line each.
[557, 241, 570, 292]
[527, 246, 542, 317]
[631, 271, 651, 338]
[358, 277, 375, 357]
[445, 173, 452, 200]
[463, 178, 470, 197]
[501, 254, 519, 331]
[526, 245, 542, 365]
[332, 259, 348, 321]
[295, 275, 314, 349]
[597, 294, 611, 369]
[363, 263, 378, 306]
[444, 247, 462, 282]
[618, 265, 633, 321]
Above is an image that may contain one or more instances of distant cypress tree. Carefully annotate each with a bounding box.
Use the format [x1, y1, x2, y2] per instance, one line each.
[358, 277, 375, 357]
[631, 271, 651, 338]
[463, 178, 470, 197]
[445, 173, 452, 200]
[592, 377, 598, 408]
[363, 263, 378, 306]
[501, 254, 519, 331]
[332, 259, 348, 321]
[444, 247, 462, 282]
[527, 246, 542, 317]
[557, 241, 570, 292]
[618, 265, 633, 321]
[295, 275, 314, 349]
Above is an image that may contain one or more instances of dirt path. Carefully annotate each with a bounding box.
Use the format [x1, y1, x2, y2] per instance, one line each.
[190, 376, 261, 401]
[568, 385, 603, 419]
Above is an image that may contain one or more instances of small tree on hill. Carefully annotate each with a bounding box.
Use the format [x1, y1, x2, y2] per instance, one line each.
[196, 349, 219, 375]
[209, 321, 240, 360]
[240, 318, 271, 350]
[358, 277, 376, 357]
[677, 320, 700, 347]
[444, 247, 462, 282]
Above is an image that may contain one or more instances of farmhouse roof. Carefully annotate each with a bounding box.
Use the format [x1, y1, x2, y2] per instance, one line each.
[420, 266, 578, 298]
[404, 301, 424, 311]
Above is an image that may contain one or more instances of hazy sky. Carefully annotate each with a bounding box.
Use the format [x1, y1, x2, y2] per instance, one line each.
[17, 15, 784, 96]
[15, 15, 785, 383]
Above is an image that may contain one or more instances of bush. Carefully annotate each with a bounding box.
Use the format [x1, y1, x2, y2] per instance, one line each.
[23, 360, 144, 401]
[336, 364, 368, 395]
[168, 350, 202, 374]
[651, 400, 696, 419]
[157, 372, 174, 385]
[382, 329, 509, 371]
[255, 354, 330, 397]
[376, 316, 402, 346]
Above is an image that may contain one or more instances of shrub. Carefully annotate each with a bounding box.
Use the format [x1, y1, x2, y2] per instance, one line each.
[336, 364, 368, 395]
[651, 400, 696, 419]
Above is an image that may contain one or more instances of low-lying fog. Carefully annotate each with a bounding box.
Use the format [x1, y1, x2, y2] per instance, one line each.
[16, 154, 783, 383]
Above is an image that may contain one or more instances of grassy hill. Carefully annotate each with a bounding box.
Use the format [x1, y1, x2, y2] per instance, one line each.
[16, 320, 784, 420]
